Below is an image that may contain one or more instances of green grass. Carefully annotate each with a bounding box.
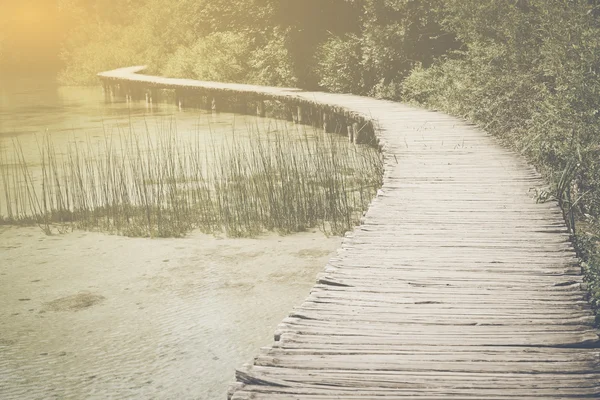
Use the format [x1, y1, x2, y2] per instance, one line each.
[0, 122, 383, 238]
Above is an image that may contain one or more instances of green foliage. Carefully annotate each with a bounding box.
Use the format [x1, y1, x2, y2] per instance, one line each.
[57, 0, 353, 88]
[315, 0, 454, 97]
[162, 32, 253, 83]
[248, 30, 297, 87]
[59, 23, 158, 85]
[161, 30, 297, 87]
[316, 34, 365, 94]
[57, 1, 172, 85]
[404, 0, 600, 221]
[403, 0, 600, 316]
[361, 0, 449, 89]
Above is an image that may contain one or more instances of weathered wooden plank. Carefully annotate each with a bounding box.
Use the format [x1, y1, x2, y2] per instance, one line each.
[234, 368, 600, 396]
[260, 346, 600, 362]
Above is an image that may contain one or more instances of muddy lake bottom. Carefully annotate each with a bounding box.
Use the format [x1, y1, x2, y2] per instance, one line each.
[0, 226, 341, 399]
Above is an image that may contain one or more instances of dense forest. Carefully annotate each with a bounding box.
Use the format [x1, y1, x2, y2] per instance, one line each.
[2, 0, 600, 316]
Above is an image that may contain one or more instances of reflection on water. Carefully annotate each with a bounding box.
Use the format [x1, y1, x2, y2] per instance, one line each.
[0, 80, 342, 399]
[0, 78, 293, 162]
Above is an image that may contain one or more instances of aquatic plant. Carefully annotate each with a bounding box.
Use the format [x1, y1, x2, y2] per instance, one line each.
[0, 122, 383, 238]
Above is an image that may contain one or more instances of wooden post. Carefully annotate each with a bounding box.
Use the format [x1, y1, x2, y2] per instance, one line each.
[128, 84, 138, 102]
[174, 90, 183, 110]
[257, 101, 266, 118]
[102, 82, 111, 101]
[173, 91, 179, 109]
[352, 122, 360, 144]
[347, 123, 354, 143]
[335, 115, 344, 134]
[311, 106, 319, 128]
[297, 105, 304, 124]
[145, 89, 156, 109]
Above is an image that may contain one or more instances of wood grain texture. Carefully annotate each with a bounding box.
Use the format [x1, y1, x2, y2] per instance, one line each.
[100, 67, 600, 399]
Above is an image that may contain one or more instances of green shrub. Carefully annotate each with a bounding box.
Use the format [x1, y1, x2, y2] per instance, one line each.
[58, 22, 162, 85]
[403, 0, 600, 316]
[162, 32, 252, 83]
[248, 29, 297, 87]
[315, 34, 365, 94]
[161, 30, 297, 87]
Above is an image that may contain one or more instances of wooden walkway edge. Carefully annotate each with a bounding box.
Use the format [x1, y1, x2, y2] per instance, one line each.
[99, 67, 600, 399]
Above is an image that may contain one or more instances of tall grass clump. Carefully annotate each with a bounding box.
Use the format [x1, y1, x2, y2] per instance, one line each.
[0, 123, 383, 238]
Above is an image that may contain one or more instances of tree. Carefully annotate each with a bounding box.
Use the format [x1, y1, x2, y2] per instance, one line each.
[316, 0, 456, 97]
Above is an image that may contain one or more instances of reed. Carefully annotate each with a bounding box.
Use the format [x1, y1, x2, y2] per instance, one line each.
[0, 122, 383, 238]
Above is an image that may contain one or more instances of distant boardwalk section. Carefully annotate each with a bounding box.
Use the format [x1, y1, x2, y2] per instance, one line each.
[100, 67, 600, 399]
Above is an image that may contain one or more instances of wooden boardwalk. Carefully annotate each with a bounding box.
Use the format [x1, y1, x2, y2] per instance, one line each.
[100, 68, 600, 399]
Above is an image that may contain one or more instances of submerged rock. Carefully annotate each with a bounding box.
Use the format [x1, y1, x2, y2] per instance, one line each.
[43, 292, 105, 312]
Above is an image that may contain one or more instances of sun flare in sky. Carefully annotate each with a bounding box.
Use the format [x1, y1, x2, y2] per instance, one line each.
[0, 1, 68, 72]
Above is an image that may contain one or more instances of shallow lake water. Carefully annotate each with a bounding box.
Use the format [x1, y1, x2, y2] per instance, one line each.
[0, 226, 341, 399]
[0, 78, 344, 399]
[0, 77, 319, 218]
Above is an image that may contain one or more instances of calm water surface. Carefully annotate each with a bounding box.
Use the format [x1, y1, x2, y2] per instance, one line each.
[0, 78, 293, 177]
[0, 78, 343, 399]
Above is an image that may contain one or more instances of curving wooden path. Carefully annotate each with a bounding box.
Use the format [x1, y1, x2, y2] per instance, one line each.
[100, 67, 600, 399]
